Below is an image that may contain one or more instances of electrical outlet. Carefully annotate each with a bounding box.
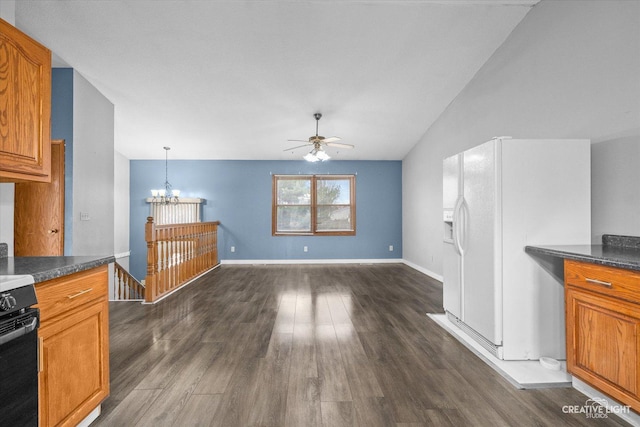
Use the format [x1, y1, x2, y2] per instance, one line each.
[303, 246, 308, 252]
[80, 212, 90, 221]
[389, 245, 394, 251]
[230, 246, 236, 253]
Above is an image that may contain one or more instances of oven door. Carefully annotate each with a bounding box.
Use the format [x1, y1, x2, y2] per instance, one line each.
[0, 308, 39, 427]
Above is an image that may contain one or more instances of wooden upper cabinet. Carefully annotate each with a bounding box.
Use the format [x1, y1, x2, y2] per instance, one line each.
[0, 18, 52, 182]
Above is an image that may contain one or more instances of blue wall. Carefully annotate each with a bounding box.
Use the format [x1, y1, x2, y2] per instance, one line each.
[51, 69, 73, 255]
[129, 160, 402, 280]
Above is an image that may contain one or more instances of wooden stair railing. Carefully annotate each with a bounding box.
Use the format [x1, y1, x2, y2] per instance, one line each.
[114, 261, 145, 300]
[145, 217, 220, 303]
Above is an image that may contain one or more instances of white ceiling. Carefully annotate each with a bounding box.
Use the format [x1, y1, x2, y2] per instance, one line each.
[15, 0, 538, 160]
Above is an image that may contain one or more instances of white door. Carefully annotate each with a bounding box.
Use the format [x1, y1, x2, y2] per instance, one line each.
[462, 140, 501, 345]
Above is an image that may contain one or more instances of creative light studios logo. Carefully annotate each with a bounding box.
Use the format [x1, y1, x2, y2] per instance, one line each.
[562, 397, 631, 419]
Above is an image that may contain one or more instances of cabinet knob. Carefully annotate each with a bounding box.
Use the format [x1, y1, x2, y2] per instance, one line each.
[48, 229, 59, 234]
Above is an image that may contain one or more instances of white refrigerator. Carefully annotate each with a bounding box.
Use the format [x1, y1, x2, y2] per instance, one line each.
[442, 137, 590, 360]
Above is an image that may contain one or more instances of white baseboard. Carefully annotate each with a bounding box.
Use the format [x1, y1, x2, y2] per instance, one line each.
[220, 258, 403, 265]
[77, 405, 100, 427]
[402, 259, 443, 282]
[219, 258, 444, 285]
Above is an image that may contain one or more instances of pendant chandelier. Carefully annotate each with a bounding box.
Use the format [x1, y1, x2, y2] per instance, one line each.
[151, 146, 180, 204]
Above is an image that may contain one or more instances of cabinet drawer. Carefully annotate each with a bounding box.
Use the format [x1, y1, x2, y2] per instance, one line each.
[565, 260, 640, 304]
[35, 266, 108, 323]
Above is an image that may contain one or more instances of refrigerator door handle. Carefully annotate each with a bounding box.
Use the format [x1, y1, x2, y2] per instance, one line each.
[452, 196, 464, 256]
[458, 198, 468, 253]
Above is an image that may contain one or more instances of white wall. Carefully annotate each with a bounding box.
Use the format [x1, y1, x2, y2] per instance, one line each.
[72, 70, 115, 255]
[592, 135, 640, 243]
[0, 184, 14, 254]
[0, 0, 15, 25]
[403, 0, 640, 277]
[114, 150, 130, 257]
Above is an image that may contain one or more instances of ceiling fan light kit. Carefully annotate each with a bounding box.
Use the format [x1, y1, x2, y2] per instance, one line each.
[285, 113, 354, 162]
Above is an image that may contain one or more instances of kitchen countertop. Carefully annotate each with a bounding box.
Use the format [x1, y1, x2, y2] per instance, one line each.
[525, 234, 640, 272]
[0, 255, 115, 283]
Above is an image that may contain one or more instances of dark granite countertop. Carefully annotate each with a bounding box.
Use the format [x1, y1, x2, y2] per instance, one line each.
[525, 235, 640, 272]
[0, 255, 115, 283]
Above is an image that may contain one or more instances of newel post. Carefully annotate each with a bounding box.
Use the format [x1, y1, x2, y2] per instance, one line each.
[145, 216, 157, 303]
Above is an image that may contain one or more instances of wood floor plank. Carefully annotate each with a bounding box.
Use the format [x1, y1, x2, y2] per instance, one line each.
[314, 291, 334, 325]
[326, 292, 353, 325]
[92, 389, 163, 427]
[95, 264, 633, 427]
[209, 356, 261, 427]
[315, 323, 353, 402]
[285, 376, 322, 427]
[246, 333, 293, 426]
[273, 292, 296, 333]
[352, 397, 397, 427]
[290, 322, 318, 378]
[192, 355, 239, 395]
[333, 323, 384, 398]
[134, 343, 222, 427]
[172, 394, 223, 427]
[321, 401, 355, 427]
[286, 324, 321, 427]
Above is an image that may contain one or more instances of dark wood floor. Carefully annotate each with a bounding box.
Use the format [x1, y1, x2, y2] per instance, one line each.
[94, 264, 628, 426]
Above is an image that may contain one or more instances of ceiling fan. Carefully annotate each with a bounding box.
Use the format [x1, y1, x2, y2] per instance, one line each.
[284, 113, 354, 161]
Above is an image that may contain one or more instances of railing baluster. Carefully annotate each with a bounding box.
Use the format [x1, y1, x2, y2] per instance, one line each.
[144, 219, 220, 303]
[113, 261, 145, 301]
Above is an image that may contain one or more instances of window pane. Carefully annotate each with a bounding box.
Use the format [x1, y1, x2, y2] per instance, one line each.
[317, 179, 350, 205]
[317, 206, 353, 231]
[277, 206, 311, 232]
[277, 179, 311, 205]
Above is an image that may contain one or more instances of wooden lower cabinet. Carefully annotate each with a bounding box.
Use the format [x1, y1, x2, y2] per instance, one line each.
[565, 260, 640, 412]
[36, 266, 110, 427]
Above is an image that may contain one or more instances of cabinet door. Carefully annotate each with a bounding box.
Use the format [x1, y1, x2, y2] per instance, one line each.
[39, 299, 110, 427]
[566, 287, 640, 411]
[0, 18, 51, 182]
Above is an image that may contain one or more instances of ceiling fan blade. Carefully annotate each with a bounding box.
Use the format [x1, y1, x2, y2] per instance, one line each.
[326, 142, 354, 149]
[322, 136, 341, 143]
[287, 139, 309, 143]
[284, 143, 312, 151]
